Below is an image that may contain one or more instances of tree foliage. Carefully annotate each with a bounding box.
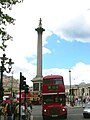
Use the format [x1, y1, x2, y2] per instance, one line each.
[0, 0, 23, 51]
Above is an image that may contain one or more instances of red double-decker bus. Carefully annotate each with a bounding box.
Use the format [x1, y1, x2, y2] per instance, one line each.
[42, 75, 67, 119]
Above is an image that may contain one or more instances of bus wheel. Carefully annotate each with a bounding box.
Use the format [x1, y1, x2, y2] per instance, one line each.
[43, 115, 47, 120]
[63, 113, 67, 119]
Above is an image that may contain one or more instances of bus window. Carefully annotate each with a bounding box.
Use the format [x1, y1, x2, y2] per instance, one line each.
[43, 95, 53, 104]
[54, 97, 59, 103]
[53, 95, 65, 104]
[54, 79, 63, 84]
[43, 79, 53, 84]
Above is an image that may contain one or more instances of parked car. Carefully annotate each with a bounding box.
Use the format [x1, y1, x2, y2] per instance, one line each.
[83, 102, 90, 118]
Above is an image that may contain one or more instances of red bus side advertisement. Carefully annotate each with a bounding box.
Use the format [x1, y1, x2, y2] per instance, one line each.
[42, 75, 67, 120]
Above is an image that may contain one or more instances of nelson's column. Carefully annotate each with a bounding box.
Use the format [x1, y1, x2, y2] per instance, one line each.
[32, 18, 45, 95]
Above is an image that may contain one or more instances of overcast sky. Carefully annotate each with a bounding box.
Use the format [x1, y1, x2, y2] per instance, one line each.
[1, 0, 90, 86]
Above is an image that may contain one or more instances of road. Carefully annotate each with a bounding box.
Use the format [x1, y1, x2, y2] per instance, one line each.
[0, 105, 89, 120]
[67, 107, 84, 120]
[31, 105, 90, 120]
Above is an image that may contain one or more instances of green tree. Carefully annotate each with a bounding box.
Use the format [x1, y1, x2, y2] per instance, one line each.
[0, 0, 23, 51]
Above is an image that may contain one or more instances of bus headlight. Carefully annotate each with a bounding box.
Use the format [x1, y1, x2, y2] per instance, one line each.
[62, 108, 65, 112]
[44, 109, 47, 112]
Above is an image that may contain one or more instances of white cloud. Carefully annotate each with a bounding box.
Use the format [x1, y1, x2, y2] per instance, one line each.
[1, 0, 90, 86]
[43, 62, 90, 85]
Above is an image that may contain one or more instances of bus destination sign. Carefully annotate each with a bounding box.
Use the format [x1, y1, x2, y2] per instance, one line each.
[48, 85, 58, 91]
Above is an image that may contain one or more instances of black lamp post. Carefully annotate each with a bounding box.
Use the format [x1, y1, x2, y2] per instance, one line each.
[69, 70, 71, 104]
[0, 53, 14, 103]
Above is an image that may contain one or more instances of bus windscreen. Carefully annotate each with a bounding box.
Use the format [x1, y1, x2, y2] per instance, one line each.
[43, 94, 66, 104]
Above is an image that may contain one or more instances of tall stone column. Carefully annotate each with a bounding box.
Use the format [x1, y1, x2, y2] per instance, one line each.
[32, 18, 45, 92]
[35, 18, 45, 78]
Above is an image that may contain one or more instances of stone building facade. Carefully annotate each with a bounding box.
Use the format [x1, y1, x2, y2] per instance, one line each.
[65, 82, 90, 99]
[0, 74, 19, 93]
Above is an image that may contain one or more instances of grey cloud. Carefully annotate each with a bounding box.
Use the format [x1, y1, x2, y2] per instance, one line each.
[59, 15, 90, 42]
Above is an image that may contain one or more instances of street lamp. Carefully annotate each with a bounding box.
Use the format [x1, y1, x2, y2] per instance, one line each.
[11, 71, 14, 108]
[0, 53, 14, 103]
[69, 70, 71, 104]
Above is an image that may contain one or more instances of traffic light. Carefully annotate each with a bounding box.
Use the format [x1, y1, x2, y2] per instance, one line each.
[25, 84, 29, 93]
[20, 72, 26, 90]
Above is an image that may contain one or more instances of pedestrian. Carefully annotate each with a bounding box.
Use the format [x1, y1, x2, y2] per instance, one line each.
[0, 103, 3, 120]
[15, 102, 26, 120]
[6, 103, 12, 120]
[15, 103, 19, 120]
[26, 103, 32, 120]
[0, 103, 2, 115]
[75, 98, 78, 106]
[21, 103, 26, 120]
[83, 98, 86, 104]
[29, 101, 32, 112]
[3, 103, 8, 120]
[11, 103, 16, 120]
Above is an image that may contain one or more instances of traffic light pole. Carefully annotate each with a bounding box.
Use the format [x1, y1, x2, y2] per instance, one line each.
[24, 89, 26, 115]
[19, 72, 22, 120]
[19, 72, 29, 120]
[69, 70, 71, 105]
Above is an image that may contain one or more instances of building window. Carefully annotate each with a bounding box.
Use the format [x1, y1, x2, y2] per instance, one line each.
[40, 83, 42, 91]
[33, 83, 39, 91]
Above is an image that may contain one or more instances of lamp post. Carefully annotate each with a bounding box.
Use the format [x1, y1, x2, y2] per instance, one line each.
[0, 53, 14, 104]
[69, 70, 71, 104]
[11, 71, 14, 109]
